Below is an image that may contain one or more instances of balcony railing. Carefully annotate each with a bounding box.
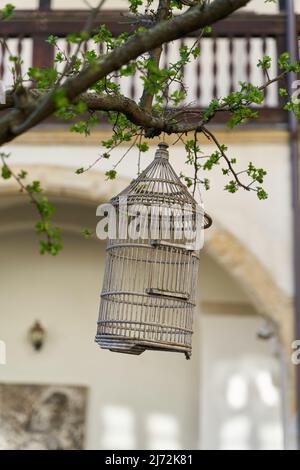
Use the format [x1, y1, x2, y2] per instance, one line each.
[0, 8, 297, 125]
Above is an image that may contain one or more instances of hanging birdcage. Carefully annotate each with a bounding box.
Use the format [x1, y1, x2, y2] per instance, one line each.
[95, 142, 212, 359]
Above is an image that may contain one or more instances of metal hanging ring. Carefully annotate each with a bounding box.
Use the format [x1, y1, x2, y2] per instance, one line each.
[204, 212, 213, 229]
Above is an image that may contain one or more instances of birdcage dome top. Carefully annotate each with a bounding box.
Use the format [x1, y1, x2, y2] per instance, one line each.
[110, 142, 212, 229]
[111, 142, 195, 207]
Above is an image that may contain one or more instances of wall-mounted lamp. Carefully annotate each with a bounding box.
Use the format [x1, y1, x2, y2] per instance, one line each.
[29, 321, 46, 351]
[257, 319, 277, 340]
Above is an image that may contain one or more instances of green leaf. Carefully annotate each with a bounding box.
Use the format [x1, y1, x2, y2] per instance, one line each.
[92, 25, 113, 45]
[46, 35, 58, 46]
[18, 170, 27, 179]
[203, 151, 220, 170]
[137, 142, 149, 152]
[28, 67, 58, 89]
[277, 52, 299, 73]
[279, 87, 288, 97]
[82, 228, 94, 239]
[105, 169, 117, 180]
[39, 239, 62, 256]
[54, 51, 65, 63]
[257, 56, 271, 70]
[170, 0, 183, 10]
[26, 180, 42, 193]
[1, 164, 11, 179]
[192, 47, 201, 59]
[225, 181, 239, 193]
[171, 89, 186, 106]
[70, 121, 90, 136]
[53, 89, 69, 109]
[75, 100, 88, 114]
[257, 187, 268, 200]
[67, 31, 89, 44]
[128, 0, 143, 13]
[202, 99, 221, 122]
[37, 197, 55, 217]
[203, 178, 210, 190]
[120, 63, 136, 76]
[247, 162, 267, 184]
[183, 176, 193, 188]
[85, 50, 97, 64]
[1, 3, 15, 20]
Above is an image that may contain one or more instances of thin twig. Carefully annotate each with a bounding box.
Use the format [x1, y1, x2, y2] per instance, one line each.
[201, 125, 255, 192]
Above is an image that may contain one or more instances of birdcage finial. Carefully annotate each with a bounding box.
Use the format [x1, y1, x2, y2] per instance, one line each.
[155, 142, 169, 159]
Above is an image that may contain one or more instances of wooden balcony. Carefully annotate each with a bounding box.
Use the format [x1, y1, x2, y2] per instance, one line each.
[0, 8, 296, 126]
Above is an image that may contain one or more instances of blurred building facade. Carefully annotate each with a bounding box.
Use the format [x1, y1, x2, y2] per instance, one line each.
[0, 0, 298, 450]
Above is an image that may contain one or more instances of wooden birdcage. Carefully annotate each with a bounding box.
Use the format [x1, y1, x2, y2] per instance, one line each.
[95, 142, 212, 359]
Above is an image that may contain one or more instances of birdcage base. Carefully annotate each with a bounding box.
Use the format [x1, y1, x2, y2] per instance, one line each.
[95, 336, 145, 355]
[95, 334, 192, 359]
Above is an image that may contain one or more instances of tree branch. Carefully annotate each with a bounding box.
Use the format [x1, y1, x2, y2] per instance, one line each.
[202, 125, 251, 191]
[139, 0, 170, 111]
[1, 63, 287, 138]
[0, 0, 250, 146]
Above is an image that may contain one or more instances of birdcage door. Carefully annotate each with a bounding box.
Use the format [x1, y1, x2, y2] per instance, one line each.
[145, 242, 198, 303]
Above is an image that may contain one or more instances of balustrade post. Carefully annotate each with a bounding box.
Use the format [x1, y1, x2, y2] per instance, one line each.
[32, 0, 54, 69]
